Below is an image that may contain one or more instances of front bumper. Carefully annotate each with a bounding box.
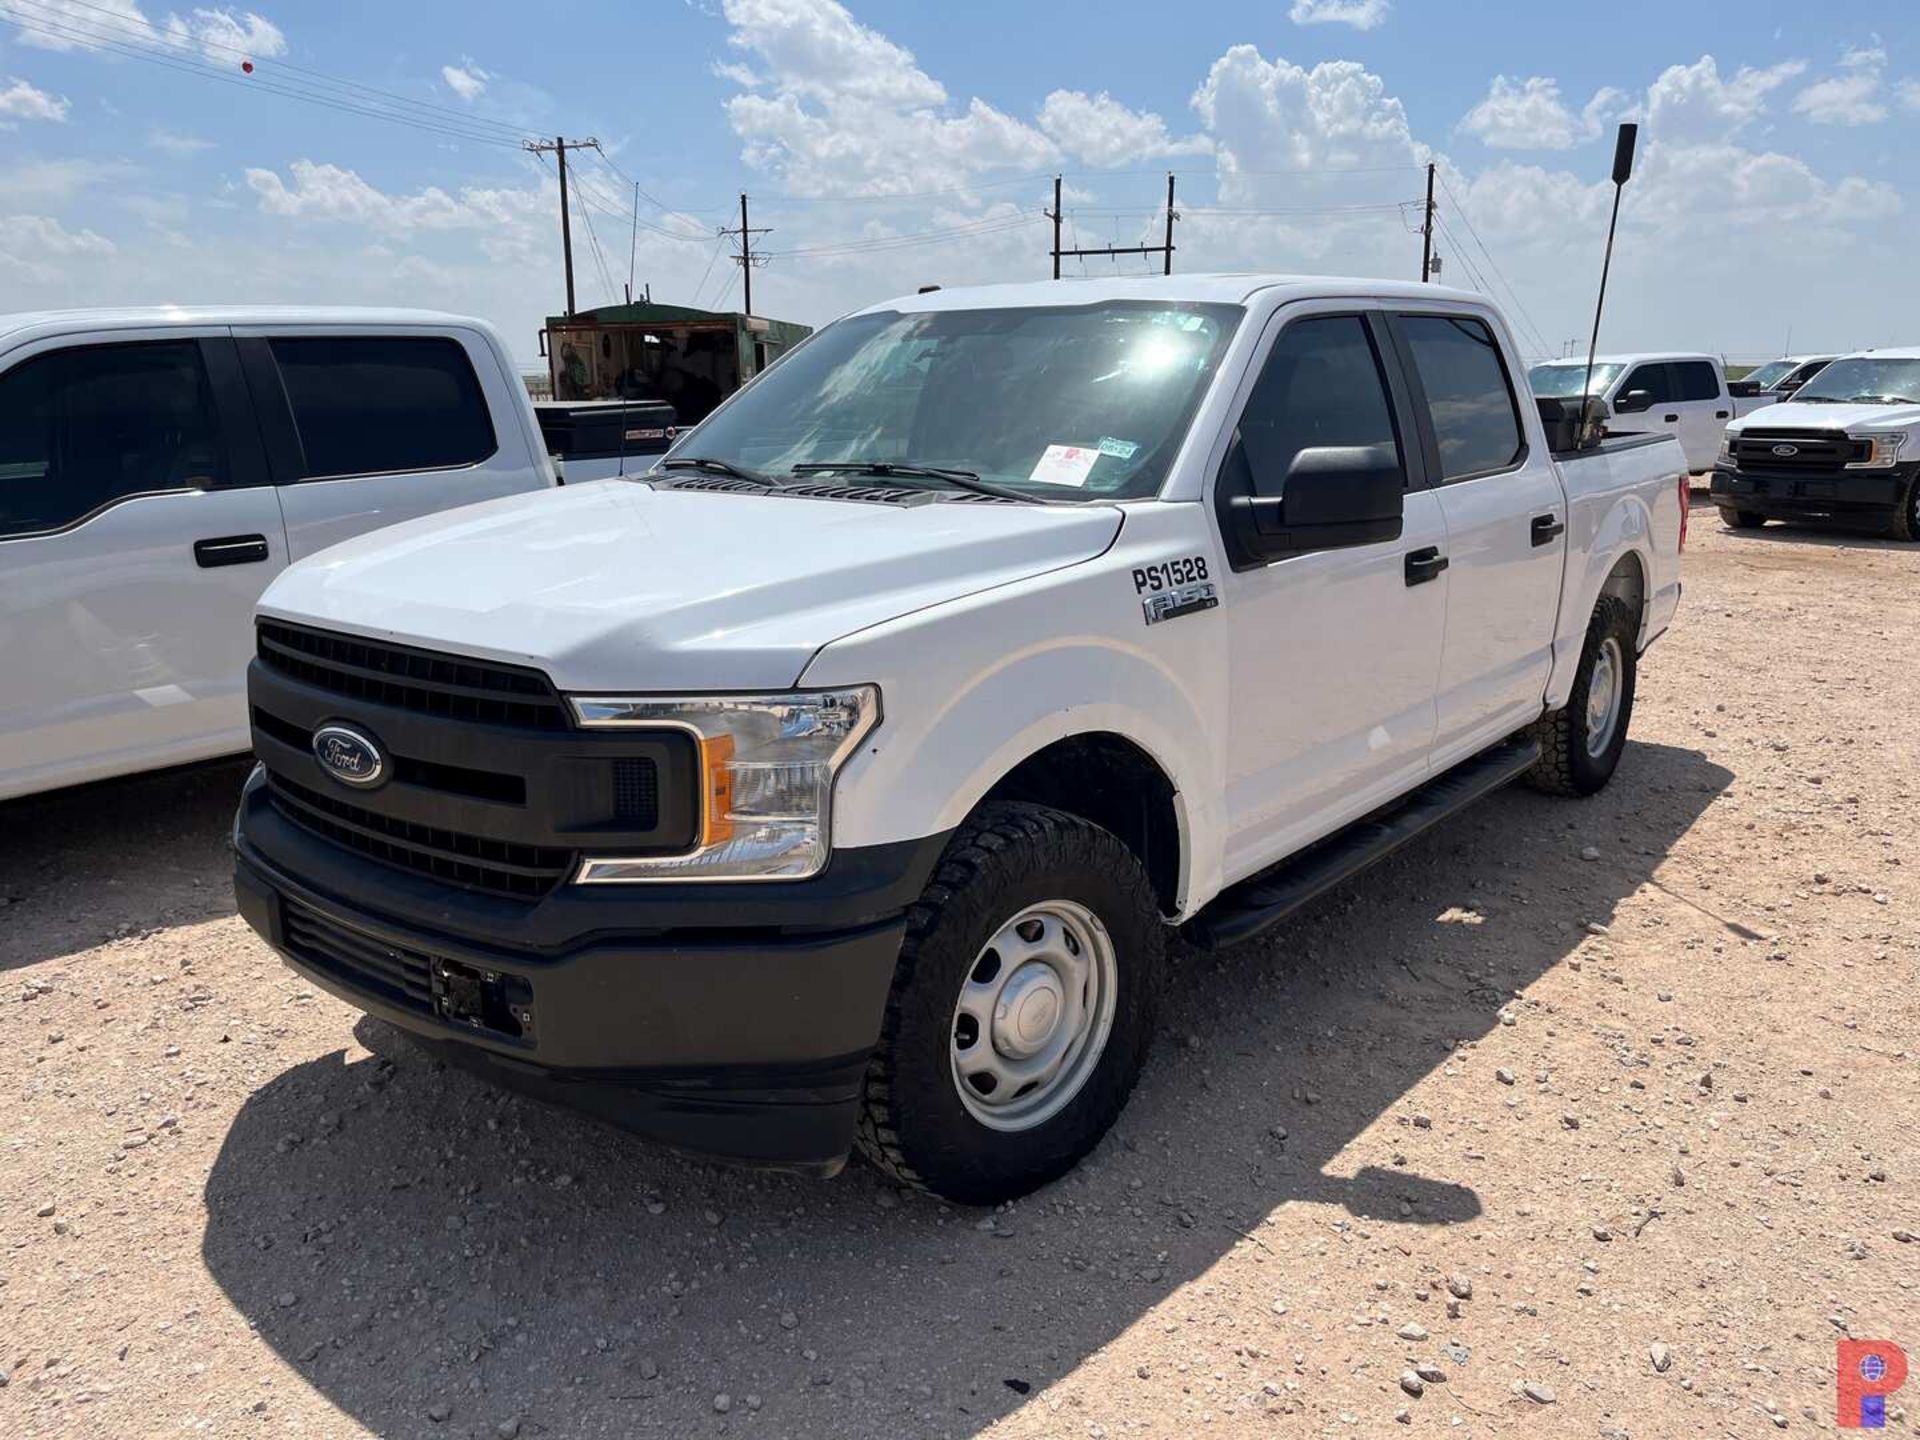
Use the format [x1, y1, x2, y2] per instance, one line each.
[1710, 461, 1914, 521]
[233, 768, 945, 1173]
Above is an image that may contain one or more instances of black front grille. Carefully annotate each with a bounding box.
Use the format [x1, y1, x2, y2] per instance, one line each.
[257, 620, 569, 731]
[1731, 430, 1868, 470]
[267, 773, 575, 899]
[282, 898, 433, 1014]
[610, 757, 660, 828]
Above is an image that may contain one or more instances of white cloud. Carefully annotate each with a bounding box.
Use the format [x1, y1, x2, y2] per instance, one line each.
[1037, 90, 1210, 167]
[1792, 46, 1889, 126]
[1287, 0, 1389, 30]
[1644, 55, 1804, 143]
[147, 126, 214, 155]
[1901, 78, 1920, 111]
[723, 0, 944, 110]
[1458, 76, 1629, 150]
[0, 77, 69, 122]
[244, 160, 548, 238]
[11, 2, 287, 65]
[442, 60, 490, 102]
[0, 213, 115, 282]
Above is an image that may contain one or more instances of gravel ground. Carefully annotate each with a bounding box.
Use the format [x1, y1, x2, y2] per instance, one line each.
[3, 502, 1916, 1439]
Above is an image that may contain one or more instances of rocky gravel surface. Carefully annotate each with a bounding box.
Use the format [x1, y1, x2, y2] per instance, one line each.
[2, 505, 1916, 1438]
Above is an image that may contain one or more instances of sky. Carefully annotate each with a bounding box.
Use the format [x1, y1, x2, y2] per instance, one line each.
[3, 0, 1918, 369]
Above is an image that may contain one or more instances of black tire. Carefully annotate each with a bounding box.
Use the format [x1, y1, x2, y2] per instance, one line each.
[1718, 505, 1766, 530]
[1527, 595, 1637, 797]
[855, 802, 1164, 1204]
[1892, 474, 1920, 542]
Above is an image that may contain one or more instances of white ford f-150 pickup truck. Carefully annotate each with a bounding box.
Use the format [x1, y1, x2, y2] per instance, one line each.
[1711, 346, 1920, 540]
[1529, 351, 1743, 473]
[231, 275, 1686, 1202]
[0, 307, 557, 801]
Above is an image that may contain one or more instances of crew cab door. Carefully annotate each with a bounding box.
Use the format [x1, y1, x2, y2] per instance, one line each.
[1669, 359, 1732, 472]
[1210, 305, 1447, 882]
[1387, 308, 1566, 765]
[0, 331, 287, 799]
[232, 327, 543, 562]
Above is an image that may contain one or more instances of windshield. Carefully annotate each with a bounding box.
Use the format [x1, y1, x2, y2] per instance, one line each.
[1791, 357, 1920, 405]
[1743, 360, 1796, 389]
[663, 301, 1243, 501]
[1529, 362, 1625, 399]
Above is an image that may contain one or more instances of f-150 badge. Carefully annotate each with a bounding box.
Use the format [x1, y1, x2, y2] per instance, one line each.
[1141, 579, 1219, 626]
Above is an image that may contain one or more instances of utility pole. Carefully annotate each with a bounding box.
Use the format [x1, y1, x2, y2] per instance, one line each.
[1420, 161, 1436, 283]
[717, 193, 771, 315]
[1162, 171, 1177, 276]
[1047, 175, 1063, 280]
[626, 181, 639, 306]
[524, 136, 601, 315]
[1048, 172, 1179, 276]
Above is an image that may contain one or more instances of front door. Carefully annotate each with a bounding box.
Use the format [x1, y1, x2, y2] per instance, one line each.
[1388, 309, 1567, 764]
[0, 333, 286, 798]
[1214, 306, 1446, 884]
[1669, 358, 1731, 473]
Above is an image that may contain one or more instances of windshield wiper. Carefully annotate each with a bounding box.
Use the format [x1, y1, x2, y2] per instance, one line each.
[790, 460, 1053, 504]
[1847, 394, 1918, 405]
[658, 455, 774, 484]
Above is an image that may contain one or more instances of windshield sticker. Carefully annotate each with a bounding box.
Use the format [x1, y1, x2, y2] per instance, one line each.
[1030, 444, 1100, 487]
[1097, 436, 1140, 460]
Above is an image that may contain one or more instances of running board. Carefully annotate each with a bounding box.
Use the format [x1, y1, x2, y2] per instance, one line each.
[1183, 738, 1541, 951]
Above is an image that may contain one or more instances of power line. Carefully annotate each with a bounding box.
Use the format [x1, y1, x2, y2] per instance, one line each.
[1436, 173, 1553, 359]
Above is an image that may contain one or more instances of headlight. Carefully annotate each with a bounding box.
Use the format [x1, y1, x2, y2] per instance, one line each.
[568, 687, 879, 882]
[1846, 433, 1907, 469]
[1717, 431, 1735, 466]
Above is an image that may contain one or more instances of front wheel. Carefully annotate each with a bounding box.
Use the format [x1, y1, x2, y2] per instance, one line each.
[1527, 595, 1637, 797]
[1892, 474, 1920, 542]
[1718, 504, 1767, 529]
[855, 802, 1164, 1204]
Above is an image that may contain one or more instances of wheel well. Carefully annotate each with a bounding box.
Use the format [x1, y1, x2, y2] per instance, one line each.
[1600, 551, 1647, 640]
[981, 733, 1181, 916]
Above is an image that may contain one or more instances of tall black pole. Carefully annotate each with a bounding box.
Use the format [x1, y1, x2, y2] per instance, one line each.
[739, 192, 752, 316]
[1050, 175, 1062, 280]
[1163, 172, 1176, 276]
[556, 138, 576, 315]
[1420, 162, 1435, 282]
[1582, 124, 1639, 437]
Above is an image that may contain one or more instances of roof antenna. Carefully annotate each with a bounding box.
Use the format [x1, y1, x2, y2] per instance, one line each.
[1580, 122, 1638, 447]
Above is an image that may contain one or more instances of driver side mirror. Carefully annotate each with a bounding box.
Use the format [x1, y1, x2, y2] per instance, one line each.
[1613, 389, 1654, 414]
[1218, 441, 1405, 569]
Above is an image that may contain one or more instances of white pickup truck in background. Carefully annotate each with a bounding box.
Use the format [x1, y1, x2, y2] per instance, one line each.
[0, 307, 557, 801]
[231, 275, 1686, 1203]
[1530, 351, 1747, 472]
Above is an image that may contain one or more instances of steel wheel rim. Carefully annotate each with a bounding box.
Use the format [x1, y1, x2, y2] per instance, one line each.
[949, 899, 1118, 1133]
[1585, 636, 1624, 759]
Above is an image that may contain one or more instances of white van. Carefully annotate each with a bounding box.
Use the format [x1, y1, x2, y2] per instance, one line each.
[0, 307, 556, 801]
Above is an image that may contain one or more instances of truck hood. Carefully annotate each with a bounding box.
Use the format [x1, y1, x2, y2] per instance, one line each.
[258, 479, 1123, 691]
[1728, 400, 1920, 436]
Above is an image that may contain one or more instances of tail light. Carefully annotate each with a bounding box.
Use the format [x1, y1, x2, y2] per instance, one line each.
[1677, 474, 1690, 552]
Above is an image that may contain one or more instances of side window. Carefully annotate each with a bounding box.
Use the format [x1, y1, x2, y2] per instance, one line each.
[0, 341, 226, 541]
[269, 336, 496, 481]
[1622, 364, 1674, 405]
[1397, 314, 1525, 480]
[1791, 359, 1830, 386]
[1235, 315, 1402, 498]
[1673, 361, 1720, 402]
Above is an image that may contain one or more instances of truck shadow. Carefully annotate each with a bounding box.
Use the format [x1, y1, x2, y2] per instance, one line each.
[0, 758, 252, 972]
[200, 741, 1730, 1440]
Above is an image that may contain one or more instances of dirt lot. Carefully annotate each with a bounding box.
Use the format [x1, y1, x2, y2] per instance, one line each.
[3, 502, 1916, 1439]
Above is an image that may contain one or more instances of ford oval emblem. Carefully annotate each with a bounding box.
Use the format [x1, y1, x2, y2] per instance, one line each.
[1771, 443, 1799, 457]
[312, 723, 385, 787]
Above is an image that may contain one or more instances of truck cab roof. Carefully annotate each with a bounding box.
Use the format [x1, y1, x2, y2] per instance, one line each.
[851, 273, 1493, 317]
[0, 305, 490, 355]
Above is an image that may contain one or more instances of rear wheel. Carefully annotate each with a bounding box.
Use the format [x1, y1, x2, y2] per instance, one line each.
[1892, 474, 1920, 542]
[1527, 595, 1637, 797]
[1718, 505, 1767, 530]
[855, 802, 1163, 1204]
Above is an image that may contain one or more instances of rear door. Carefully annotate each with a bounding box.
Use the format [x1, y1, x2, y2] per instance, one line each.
[1387, 307, 1566, 765]
[1670, 359, 1731, 472]
[0, 331, 286, 798]
[233, 326, 544, 562]
[1612, 361, 1679, 450]
[1214, 304, 1448, 880]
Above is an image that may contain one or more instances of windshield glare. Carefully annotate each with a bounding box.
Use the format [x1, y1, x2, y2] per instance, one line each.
[663, 301, 1242, 500]
[1529, 362, 1624, 399]
[1792, 357, 1920, 405]
[1743, 360, 1795, 389]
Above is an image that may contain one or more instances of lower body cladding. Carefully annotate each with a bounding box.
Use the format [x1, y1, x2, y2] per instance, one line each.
[232, 769, 945, 1175]
[1710, 463, 1917, 533]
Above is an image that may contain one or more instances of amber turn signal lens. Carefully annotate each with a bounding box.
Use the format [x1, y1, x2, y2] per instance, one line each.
[700, 733, 736, 846]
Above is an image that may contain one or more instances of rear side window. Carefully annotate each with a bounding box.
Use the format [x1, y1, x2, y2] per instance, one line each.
[1621, 363, 1674, 405]
[1236, 315, 1403, 497]
[0, 341, 227, 540]
[270, 336, 495, 480]
[1672, 361, 1720, 402]
[1397, 314, 1525, 480]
